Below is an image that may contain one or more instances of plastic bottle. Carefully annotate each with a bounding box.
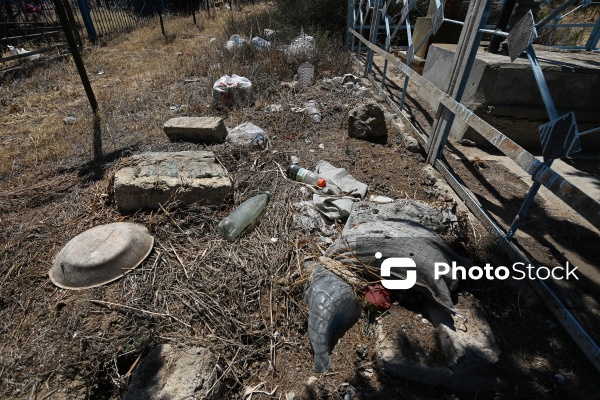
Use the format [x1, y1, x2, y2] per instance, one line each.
[305, 100, 321, 123]
[286, 165, 326, 188]
[218, 192, 270, 241]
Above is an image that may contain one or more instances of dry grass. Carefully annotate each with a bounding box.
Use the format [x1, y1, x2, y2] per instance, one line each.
[2, 3, 599, 400]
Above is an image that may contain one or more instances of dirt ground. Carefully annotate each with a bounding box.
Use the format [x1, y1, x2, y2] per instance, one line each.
[1, 6, 599, 400]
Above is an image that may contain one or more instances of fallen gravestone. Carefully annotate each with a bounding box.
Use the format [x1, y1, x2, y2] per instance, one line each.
[164, 117, 228, 143]
[125, 344, 223, 400]
[114, 151, 231, 212]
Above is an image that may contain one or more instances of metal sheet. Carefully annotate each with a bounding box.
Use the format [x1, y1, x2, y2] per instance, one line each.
[539, 112, 581, 161]
[508, 10, 538, 62]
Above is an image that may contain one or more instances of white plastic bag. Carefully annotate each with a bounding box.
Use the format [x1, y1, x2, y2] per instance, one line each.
[286, 34, 316, 61]
[224, 34, 247, 51]
[212, 74, 253, 105]
[227, 122, 267, 149]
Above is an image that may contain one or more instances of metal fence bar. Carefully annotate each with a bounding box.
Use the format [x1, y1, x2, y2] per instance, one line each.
[426, 0, 493, 164]
[585, 17, 600, 50]
[348, 25, 600, 372]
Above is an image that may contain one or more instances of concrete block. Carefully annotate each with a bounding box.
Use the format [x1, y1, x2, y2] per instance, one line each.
[114, 151, 231, 213]
[418, 44, 600, 151]
[125, 344, 223, 400]
[164, 117, 227, 143]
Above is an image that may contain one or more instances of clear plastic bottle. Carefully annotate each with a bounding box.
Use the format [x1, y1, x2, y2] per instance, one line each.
[305, 100, 321, 123]
[218, 192, 270, 241]
[286, 165, 326, 188]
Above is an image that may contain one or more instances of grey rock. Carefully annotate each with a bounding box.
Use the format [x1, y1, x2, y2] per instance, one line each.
[405, 135, 421, 153]
[348, 102, 388, 140]
[114, 151, 231, 212]
[425, 294, 501, 376]
[125, 344, 222, 400]
[375, 305, 501, 393]
[164, 117, 227, 143]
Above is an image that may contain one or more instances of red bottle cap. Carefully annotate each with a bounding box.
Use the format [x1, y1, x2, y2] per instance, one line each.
[317, 178, 326, 188]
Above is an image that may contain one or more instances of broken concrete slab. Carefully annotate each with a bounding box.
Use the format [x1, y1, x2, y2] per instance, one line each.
[374, 305, 502, 393]
[348, 101, 388, 140]
[164, 117, 228, 143]
[114, 151, 231, 213]
[125, 344, 223, 400]
[425, 293, 501, 376]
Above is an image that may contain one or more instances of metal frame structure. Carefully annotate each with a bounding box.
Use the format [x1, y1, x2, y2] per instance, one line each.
[347, 0, 600, 372]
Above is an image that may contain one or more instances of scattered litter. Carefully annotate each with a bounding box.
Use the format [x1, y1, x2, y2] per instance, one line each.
[312, 160, 368, 221]
[218, 192, 270, 241]
[97, 70, 105, 75]
[63, 116, 76, 125]
[290, 155, 300, 165]
[297, 62, 314, 88]
[318, 143, 324, 149]
[285, 34, 316, 61]
[263, 28, 276, 38]
[227, 122, 267, 149]
[224, 34, 247, 51]
[363, 284, 391, 311]
[209, 37, 217, 43]
[169, 104, 187, 112]
[369, 195, 394, 203]
[264, 103, 282, 112]
[251, 36, 272, 50]
[307, 376, 318, 385]
[270, 237, 278, 244]
[291, 201, 336, 236]
[287, 164, 326, 188]
[212, 74, 253, 105]
[49, 222, 154, 289]
[305, 100, 321, 123]
[8, 45, 40, 61]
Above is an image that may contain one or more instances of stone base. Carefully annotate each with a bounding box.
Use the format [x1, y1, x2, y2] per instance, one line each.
[114, 151, 231, 213]
[164, 117, 227, 143]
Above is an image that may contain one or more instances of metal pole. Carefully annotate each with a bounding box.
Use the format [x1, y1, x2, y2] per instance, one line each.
[365, 0, 381, 76]
[487, 0, 516, 53]
[52, 0, 102, 160]
[585, 17, 600, 51]
[426, 0, 493, 164]
[506, 45, 558, 240]
[535, 0, 578, 29]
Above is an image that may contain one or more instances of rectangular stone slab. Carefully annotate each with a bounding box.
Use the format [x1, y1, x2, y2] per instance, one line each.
[163, 117, 227, 143]
[114, 151, 231, 212]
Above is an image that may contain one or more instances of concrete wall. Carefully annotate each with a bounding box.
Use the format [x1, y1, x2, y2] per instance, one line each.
[418, 44, 600, 152]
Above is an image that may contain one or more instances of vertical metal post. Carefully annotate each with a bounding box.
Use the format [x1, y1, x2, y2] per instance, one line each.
[487, 0, 516, 53]
[365, 0, 381, 76]
[585, 17, 600, 51]
[76, 0, 97, 42]
[53, 0, 102, 160]
[347, 0, 355, 48]
[426, 0, 493, 164]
